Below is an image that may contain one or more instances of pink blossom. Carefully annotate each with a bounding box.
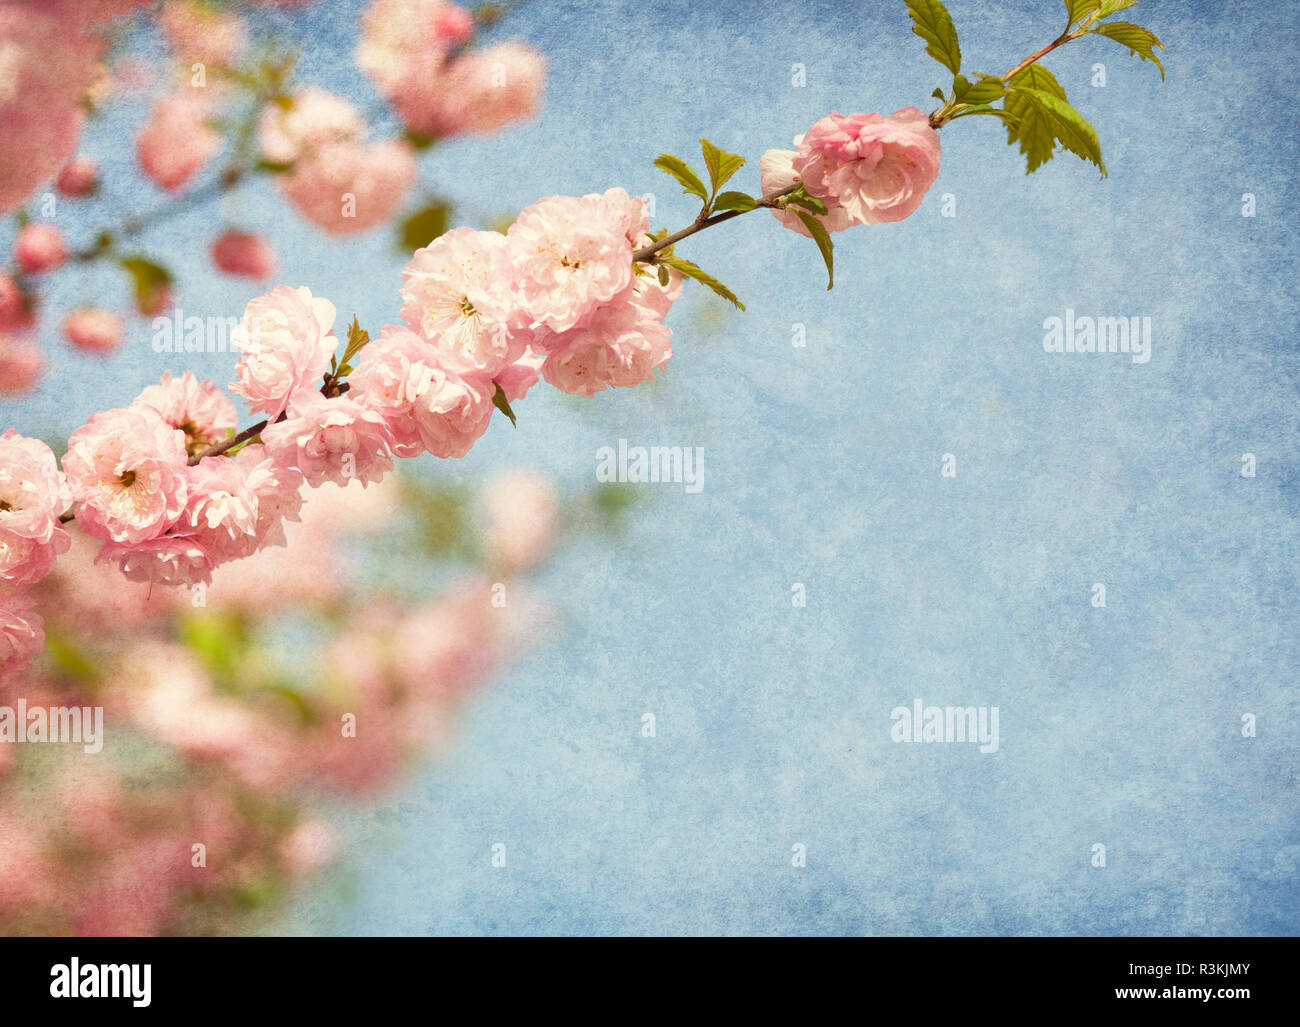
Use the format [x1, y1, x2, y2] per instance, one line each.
[96, 533, 214, 587]
[211, 230, 276, 279]
[356, 0, 454, 106]
[131, 370, 239, 456]
[262, 389, 395, 488]
[136, 95, 222, 191]
[14, 224, 67, 274]
[350, 325, 495, 458]
[390, 42, 546, 138]
[0, 7, 102, 214]
[494, 348, 544, 404]
[56, 156, 99, 197]
[480, 469, 558, 572]
[537, 293, 674, 396]
[63, 308, 125, 353]
[0, 430, 72, 586]
[278, 139, 416, 236]
[0, 589, 44, 686]
[434, 4, 475, 44]
[257, 88, 366, 165]
[230, 285, 337, 423]
[230, 442, 306, 552]
[0, 275, 23, 331]
[792, 107, 941, 225]
[159, 1, 247, 65]
[399, 228, 526, 375]
[0, 336, 43, 395]
[280, 819, 337, 874]
[507, 193, 636, 333]
[62, 406, 189, 544]
[759, 148, 855, 237]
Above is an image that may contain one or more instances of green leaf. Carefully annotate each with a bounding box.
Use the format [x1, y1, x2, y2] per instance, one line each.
[785, 190, 828, 216]
[657, 264, 670, 286]
[931, 87, 946, 100]
[491, 381, 517, 427]
[952, 73, 970, 99]
[1064, 0, 1100, 24]
[791, 211, 834, 291]
[1089, 21, 1166, 80]
[402, 128, 437, 151]
[1003, 66, 1069, 174]
[699, 139, 745, 194]
[961, 74, 1006, 104]
[712, 190, 756, 212]
[1009, 86, 1107, 176]
[654, 154, 709, 202]
[657, 255, 745, 310]
[254, 159, 295, 174]
[1098, 0, 1140, 17]
[950, 104, 1016, 123]
[120, 256, 173, 315]
[338, 315, 370, 371]
[398, 201, 449, 252]
[906, 0, 962, 75]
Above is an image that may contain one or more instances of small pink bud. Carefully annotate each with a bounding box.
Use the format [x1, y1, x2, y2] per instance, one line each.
[434, 4, 475, 45]
[211, 230, 277, 279]
[56, 156, 100, 197]
[15, 223, 67, 274]
[63, 308, 125, 353]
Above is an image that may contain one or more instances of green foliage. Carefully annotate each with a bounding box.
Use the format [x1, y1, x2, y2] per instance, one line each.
[491, 381, 518, 427]
[654, 153, 709, 202]
[712, 190, 755, 212]
[1089, 21, 1165, 79]
[398, 200, 449, 253]
[791, 211, 834, 290]
[699, 138, 745, 194]
[657, 255, 745, 311]
[1003, 66, 1106, 177]
[907, 0, 962, 75]
[120, 256, 173, 316]
[332, 315, 370, 377]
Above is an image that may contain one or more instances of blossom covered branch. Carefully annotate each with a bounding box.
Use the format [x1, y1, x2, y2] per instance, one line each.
[0, 0, 1167, 684]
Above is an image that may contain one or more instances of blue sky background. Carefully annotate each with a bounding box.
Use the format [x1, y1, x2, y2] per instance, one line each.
[4, 0, 1297, 935]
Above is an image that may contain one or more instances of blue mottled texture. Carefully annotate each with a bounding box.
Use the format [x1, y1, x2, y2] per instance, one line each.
[6, 0, 1296, 935]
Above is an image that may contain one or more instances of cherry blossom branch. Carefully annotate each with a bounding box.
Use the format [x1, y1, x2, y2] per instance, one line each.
[631, 184, 799, 263]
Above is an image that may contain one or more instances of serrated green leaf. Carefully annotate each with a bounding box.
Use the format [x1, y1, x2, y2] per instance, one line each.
[1010, 86, 1107, 176]
[1089, 21, 1165, 80]
[339, 314, 370, 369]
[491, 381, 517, 427]
[1004, 66, 1069, 174]
[712, 190, 756, 212]
[952, 73, 970, 98]
[699, 139, 745, 194]
[931, 86, 946, 100]
[791, 210, 834, 291]
[1098, 0, 1140, 17]
[399, 201, 449, 252]
[962, 74, 1006, 104]
[654, 154, 709, 202]
[1064, 0, 1100, 24]
[657, 256, 745, 310]
[906, 0, 962, 75]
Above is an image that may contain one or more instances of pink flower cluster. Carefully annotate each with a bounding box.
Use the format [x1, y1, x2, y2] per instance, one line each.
[356, 0, 546, 139]
[257, 88, 416, 236]
[762, 107, 943, 236]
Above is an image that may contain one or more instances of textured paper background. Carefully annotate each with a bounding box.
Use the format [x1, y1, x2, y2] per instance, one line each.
[8, 0, 1297, 935]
